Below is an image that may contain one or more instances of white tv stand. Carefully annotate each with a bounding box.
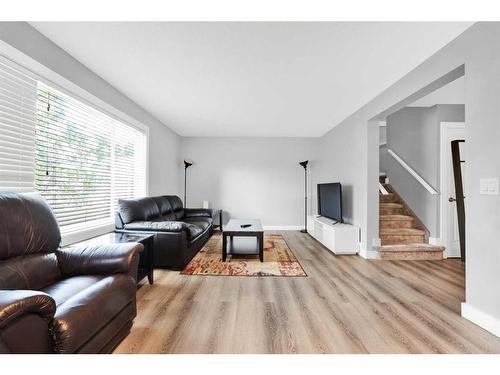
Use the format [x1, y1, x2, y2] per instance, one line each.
[307, 215, 360, 255]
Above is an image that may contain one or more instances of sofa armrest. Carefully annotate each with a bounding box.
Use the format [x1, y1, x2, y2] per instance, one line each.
[55, 242, 143, 277]
[0, 290, 56, 329]
[115, 212, 125, 229]
[184, 208, 213, 218]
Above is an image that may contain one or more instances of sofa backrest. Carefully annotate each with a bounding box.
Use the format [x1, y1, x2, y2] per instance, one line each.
[164, 196, 184, 220]
[151, 196, 171, 215]
[151, 196, 175, 221]
[0, 192, 62, 290]
[117, 197, 161, 224]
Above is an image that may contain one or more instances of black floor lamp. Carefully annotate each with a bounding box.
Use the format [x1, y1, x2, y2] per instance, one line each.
[184, 160, 193, 207]
[299, 160, 308, 233]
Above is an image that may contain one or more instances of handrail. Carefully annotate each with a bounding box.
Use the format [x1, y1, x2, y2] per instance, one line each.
[387, 149, 439, 195]
[379, 182, 389, 195]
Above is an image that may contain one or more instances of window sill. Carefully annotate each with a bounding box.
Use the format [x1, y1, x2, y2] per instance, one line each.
[61, 221, 115, 246]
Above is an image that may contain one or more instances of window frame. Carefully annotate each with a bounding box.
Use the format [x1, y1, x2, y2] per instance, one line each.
[0, 46, 150, 245]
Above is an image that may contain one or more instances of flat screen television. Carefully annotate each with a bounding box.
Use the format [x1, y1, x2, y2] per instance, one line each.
[317, 183, 343, 223]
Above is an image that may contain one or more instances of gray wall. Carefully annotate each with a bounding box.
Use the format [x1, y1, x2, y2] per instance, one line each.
[181, 137, 319, 227]
[0, 22, 182, 197]
[317, 22, 500, 327]
[316, 117, 367, 228]
[383, 105, 464, 236]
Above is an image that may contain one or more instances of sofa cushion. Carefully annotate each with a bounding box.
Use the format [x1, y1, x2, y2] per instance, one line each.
[118, 197, 160, 224]
[50, 274, 136, 354]
[151, 196, 173, 216]
[124, 220, 187, 232]
[42, 275, 105, 307]
[123, 221, 203, 240]
[183, 218, 211, 231]
[165, 196, 184, 220]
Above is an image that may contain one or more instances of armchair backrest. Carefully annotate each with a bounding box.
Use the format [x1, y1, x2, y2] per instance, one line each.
[0, 192, 62, 290]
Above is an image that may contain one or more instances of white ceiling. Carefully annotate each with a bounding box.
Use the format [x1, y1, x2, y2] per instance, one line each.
[31, 22, 472, 137]
[407, 76, 465, 107]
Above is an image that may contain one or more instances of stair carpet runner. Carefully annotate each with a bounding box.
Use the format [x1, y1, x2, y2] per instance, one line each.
[377, 179, 445, 260]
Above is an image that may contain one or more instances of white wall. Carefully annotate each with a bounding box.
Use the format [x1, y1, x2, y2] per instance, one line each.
[181, 137, 319, 228]
[317, 22, 500, 334]
[384, 104, 465, 237]
[408, 75, 465, 106]
[0, 22, 182, 197]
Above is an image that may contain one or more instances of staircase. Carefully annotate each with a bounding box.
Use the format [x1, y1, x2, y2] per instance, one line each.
[377, 176, 444, 260]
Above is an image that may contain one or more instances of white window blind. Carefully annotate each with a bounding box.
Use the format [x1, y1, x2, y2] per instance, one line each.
[0, 59, 37, 192]
[35, 82, 146, 231]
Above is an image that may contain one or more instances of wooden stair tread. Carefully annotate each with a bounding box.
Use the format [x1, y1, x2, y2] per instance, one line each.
[380, 228, 425, 235]
[380, 215, 413, 221]
[377, 243, 445, 252]
[380, 203, 403, 208]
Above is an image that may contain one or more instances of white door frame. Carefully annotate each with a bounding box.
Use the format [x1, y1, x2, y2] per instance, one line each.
[439, 121, 465, 258]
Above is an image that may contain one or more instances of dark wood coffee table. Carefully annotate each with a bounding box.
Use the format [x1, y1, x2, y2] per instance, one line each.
[222, 219, 264, 262]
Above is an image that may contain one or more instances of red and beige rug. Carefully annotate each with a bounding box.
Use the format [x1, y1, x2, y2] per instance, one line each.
[181, 234, 307, 277]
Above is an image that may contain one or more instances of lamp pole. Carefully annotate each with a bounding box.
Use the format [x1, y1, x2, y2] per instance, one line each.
[184, 160, 193, 207]
[299, 160, 308, 233]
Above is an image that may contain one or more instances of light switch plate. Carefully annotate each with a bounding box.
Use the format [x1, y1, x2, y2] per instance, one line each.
[480, 178, 499, 195]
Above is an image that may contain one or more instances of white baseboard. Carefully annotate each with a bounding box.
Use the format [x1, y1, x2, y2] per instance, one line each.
[263, 225, 303, 231]
[461, 303, 500, 338]
[357, 242, 379, 259]
[360, 250, 380, 259]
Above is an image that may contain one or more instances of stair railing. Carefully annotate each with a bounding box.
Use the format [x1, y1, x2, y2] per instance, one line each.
[379, 182, 389, 195]
[387, 149, 439, 195]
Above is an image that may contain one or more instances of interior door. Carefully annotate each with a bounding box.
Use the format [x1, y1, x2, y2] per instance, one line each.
[445, 127, 466, 258]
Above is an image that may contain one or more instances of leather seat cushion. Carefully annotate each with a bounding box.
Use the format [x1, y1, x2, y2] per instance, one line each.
[183, 218, 211, 231]
[50, 274, 136, 354]
[123, 220, 204, 240]
[123, 220, 187, 232]
[42, 275, 105, 307]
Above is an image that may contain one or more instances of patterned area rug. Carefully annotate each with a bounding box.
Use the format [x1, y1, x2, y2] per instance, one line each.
[181, 234, 307, 277]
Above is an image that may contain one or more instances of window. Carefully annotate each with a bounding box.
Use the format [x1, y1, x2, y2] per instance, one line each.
[0, 57, 147, 235]
[0, 60, 37, 192]
[35, 82, 147, 232]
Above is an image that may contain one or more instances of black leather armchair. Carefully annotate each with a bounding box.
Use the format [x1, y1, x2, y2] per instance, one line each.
[115, 195, 216, 269]
[0, 192, 142, 353]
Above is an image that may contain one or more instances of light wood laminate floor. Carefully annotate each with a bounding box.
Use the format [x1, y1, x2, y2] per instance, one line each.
[115, 231, 500, 354]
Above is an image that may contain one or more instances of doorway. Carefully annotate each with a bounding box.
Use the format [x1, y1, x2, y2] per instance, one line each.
[440, 122, 466, 258]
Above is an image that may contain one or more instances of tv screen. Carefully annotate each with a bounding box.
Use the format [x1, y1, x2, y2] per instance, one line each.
[317, 183, 343, 222]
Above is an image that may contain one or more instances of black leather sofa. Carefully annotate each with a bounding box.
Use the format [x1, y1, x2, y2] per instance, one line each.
[0, 192, 142, 353]
[115, 195, 215, 270]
